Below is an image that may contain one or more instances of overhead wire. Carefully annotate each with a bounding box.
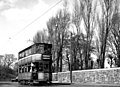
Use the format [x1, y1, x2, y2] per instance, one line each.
[9, 0, 62, 39]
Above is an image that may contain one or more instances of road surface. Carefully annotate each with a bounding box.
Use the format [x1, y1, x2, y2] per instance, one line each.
[0, 81, 119, 87]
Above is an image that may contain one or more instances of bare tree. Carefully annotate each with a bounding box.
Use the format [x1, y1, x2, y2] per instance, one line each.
[3, 54, 16, 68]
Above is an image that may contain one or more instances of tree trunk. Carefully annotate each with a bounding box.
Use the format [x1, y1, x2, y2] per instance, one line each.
[56, 51, 60, 72]
[117, 54, 120, 67]
[59, 47, 63, 72]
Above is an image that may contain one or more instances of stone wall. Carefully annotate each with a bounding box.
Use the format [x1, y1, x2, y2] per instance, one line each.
[52, 68, 120, 84]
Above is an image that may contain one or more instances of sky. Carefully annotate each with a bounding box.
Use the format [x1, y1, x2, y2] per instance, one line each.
[0, 0, 64, 57]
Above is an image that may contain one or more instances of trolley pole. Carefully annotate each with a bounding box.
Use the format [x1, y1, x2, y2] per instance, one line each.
[70, 32, 72, 83]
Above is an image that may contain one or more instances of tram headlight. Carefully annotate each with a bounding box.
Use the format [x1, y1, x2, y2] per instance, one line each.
[38, 72, 44, 80]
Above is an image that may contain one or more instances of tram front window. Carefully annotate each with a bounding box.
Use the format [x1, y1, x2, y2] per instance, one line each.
[38, 63, 43, 72]
[44, 62, 49, 72]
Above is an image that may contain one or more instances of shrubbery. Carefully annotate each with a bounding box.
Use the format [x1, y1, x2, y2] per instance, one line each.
[0, 65, 17, 81]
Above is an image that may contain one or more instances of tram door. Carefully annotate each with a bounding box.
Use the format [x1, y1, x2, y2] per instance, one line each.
[43, 61, 52, 82]
[32, 62, 39, 80]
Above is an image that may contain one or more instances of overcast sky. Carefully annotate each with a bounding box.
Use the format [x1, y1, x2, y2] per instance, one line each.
[0, 0, 64, 57]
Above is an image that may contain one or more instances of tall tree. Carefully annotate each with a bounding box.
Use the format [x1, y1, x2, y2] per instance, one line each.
[33, 29, 48, 43]
[98, 0, 115, 68]
[71, 0, 83, 70]
[47, 17, 58, 72]
[47, 8, 70, 72]
[110, 0, 120, 67]
[96, 13, 106, 68]
[80, 0, 96, 69]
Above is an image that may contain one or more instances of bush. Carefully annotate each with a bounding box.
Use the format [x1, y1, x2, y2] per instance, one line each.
[0, 66, 17, 81]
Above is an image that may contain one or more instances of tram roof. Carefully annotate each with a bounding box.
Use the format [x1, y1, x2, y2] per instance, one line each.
[18, 43, 52, 54]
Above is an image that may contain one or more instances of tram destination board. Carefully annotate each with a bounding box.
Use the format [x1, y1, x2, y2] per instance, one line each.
[42, 54, 52, 60]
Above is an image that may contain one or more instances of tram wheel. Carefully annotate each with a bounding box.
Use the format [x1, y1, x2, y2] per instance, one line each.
[19, 80, 24, 85]
[18, 80, 22, 85]
[29, 80, 34, 86]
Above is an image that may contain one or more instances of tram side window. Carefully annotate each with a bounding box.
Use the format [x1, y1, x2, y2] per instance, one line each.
[26, 49, 29, 56]
[32, 46, 36, 54]
[28, 64, 31, 72]
[23, 66, 25, 73]
[21, 66, 24, 73]
[19, 67, 21, 73]
[19, 53, 23, 59]
[20, 53, 22, 58]
[25, 50, 27, 57]
[21, 52, 24, 58]
[36, 44, 44, 54]
[40, 45, 44, 54]
[24, 51, 27, 57]
[36, 45, 40, 53]
[25, 65, 27, 72]
[19, 53, 21, 59]
[28, 48, 31, 56]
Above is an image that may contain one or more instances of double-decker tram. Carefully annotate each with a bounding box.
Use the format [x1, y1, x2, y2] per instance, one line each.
[18, 43, 52, 85]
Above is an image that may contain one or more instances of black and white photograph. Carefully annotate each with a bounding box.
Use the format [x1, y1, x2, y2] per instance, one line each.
[0, 0, 120, 87]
